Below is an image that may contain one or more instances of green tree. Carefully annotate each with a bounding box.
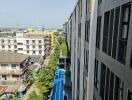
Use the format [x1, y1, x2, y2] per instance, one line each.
[27, 91, 43, 100]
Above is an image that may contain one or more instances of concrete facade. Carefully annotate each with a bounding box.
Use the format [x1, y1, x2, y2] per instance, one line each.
[66, 0, 132, 100]
[0, 32, 52, 56]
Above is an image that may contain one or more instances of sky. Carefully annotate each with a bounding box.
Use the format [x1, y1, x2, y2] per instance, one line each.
[0, 0, 76, 29]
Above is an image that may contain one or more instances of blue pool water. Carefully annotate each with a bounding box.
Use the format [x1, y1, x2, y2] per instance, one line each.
[51, 69, 65, 100]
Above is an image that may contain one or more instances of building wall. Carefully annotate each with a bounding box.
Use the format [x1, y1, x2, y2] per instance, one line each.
[66, 0, 132, 100]
[94, 0, 132, 100]
[0, 37, 46, 56]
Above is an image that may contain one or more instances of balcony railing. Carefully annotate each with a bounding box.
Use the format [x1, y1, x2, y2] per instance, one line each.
[0, 69, 23, 75]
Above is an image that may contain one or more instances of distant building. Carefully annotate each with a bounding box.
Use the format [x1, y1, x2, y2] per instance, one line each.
[0, 52, 29, 85]
[0, 30, 53, 56]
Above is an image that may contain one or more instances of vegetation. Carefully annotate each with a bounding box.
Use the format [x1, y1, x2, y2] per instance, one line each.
[27, 91, 43, 100]
[28, 35, 68, 99]
[58, 35, 69, 57]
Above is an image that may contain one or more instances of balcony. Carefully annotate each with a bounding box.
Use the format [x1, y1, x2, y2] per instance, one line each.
[0, 69, 23, 75]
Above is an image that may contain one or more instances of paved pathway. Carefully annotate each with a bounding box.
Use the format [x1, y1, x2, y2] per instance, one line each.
[22, 84, 40, 100]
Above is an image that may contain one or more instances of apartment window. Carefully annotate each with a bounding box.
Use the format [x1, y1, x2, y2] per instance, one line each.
[2, 75, 7, 80]
[14, 45, 17, 48]
[102, 11, 110, 53]
[14, 50, 17, 52]
[96, 16, 101, 48]
[39, 51, 42, 54]
[27, 51, 29, 53]
[32, 45, 35, 48]
[114, 76, 124, 100]
[26, 40, 29, 44]
[100, 63, 106, 100]
[8, 45, 11, 48]
[18, 48, 23, 50]
[1, 40, 4, 43]
[86, 0, 88, 14]
[109, 72, 114, 100]
[121, 4, 131, 39]
[77, 59, 80, 100]
[26, 45, 29, 49]
[98, 0, 102, 5]
[2, 45, 5, 48]
[127, 90, 132, 100]
[14, 40, 16, 43]
[85, 50, 89, 72]
[94, 59, 99, 90]
[117, 4, 131, 64]
[39, 45, 42, 49]
[33, 51, 36, 54]
[1, 64, 8, 69]
[8, 40, 10, 43]
[78, 23, 81, 38]
[108, 9, 114, 56]
[38, 40, 42, 44]
[17, 43, 23, 45]
[112, 7, 120, 59]
[11, 64, 18, 69]
[80, 0, 82, 17]
[85, 20, 90, 42]
[130, 51, 132, 68]
[105, 68, 110, 100]
[32, 40, 35, 43]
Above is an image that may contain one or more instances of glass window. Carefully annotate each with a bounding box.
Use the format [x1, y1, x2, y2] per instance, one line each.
[120, 4, 131, 39]
[8, 40, 10, 43]
[39, 51, 42, 54]
[1, 64, 8, 69]
[114, 76, 124, 100]
[39, 45, 42, 49]
[26, 40, 29, 44]
[1, 40, 4, 43]
[32, 40, 35, 43]
[112, 7, 120, 59]
[96, 16, 101, 48]
[27, 51, 29, 53]
[38, 40, 42, 43]
[26, 45, 29, 49]
[117, 4, 131, 64]
[127, 90, 132, 100]
[14, 45, 17, 48]
[14, 40, 16, 43]
[94, 59, 99, 90]
[2, 45, 5, 48]
[32, 45, 35, 48]
[8, 45, 11, 48]
[18, 48, 23, 50]
[33, 51, 35, 54]
[130, 50, 132, 68]
[11, 64, 18, 69]
[100, 63, 106, 100]
[102, 11, 110, 53]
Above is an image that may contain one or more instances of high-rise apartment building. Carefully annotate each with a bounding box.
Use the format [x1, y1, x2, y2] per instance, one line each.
[66, 0, 132, 100]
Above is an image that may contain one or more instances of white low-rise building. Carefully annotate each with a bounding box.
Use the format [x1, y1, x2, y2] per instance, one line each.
[0, 31, 52, 56]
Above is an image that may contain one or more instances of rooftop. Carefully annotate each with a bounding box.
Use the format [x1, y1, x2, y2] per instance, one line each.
[0, 52, 29, 64]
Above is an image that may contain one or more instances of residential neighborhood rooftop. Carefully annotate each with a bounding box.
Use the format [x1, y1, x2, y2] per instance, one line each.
[0, 52, 29, 64]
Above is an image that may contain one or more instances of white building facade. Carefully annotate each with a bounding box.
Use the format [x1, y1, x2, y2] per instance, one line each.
[0, 31, 51, 56]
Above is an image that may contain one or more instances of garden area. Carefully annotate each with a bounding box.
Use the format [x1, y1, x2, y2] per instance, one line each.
[27, 35, 68, 100]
